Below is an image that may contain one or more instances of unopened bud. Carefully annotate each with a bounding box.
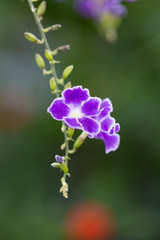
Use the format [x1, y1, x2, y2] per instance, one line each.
[62, 65, 73, 80]
[58, 45, 70, 53]
[61, 163, 68, 174]
[43, 69, 52, 76]
[51, 162, 61, 168]
[37, 1, 46, 17]
[24, 32, 42, 44]
[57, 78, 64, 85]
[61, 124, 65, 132]
[43, 24, 62, 33]
[45, 49, 53, 62]
[68, 128, 74, 140]
[49, 77, 56, 92]
[55, 155, 64, 164]
[61, 143, 66, 150]
[73, 132, 88, 150]
[35, 53, 45, 69]
[64, 82, 72, 90]
[52, 45, 70, 55]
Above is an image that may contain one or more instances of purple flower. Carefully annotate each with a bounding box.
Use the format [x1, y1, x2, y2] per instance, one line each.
[55, 155, 64, 163]
[93, 98, 120, 154]
[75, 0, 137, 19]
[47, 86, 101, 138]
[74, 0, 103, 19]
[104, 0, 127, 17]
[48, 86, 120, 154]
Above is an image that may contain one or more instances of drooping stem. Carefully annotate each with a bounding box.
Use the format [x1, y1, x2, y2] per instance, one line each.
[27, 0, 59, 96]
[60, 124, 69, 198]
[27, 0, 70, 198]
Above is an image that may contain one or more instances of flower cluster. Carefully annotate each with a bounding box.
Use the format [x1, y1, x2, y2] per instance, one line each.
[48, 86, 120, 154]
[75, 0, 137, 19]
[74, 0, 137, 42]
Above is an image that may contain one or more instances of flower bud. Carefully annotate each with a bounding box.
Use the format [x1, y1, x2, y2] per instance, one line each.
[61, 163, 69, 174]
[51, 162, 61, 168]
[57, 78, 64, 85]
[35, 53, 45, 69]
[100, 14, 121, 43]
[61, 124, 65, 132]
[37, 1, 46, 17]
[62, 65, 73, 80]
[45, 49, 53, 62]
[52, 45, 70, 55]
[57, 45, 70, 53]
[49, 77, 56, 92]
[61, 143, 66, 150]
[24, 32, 42, 44]
[64, 82, 72, 90]
[43, 24, 62, 33]
[68, 128, 74, 140]
[55, 155, 64, 164]
[73, 132, 88, 150]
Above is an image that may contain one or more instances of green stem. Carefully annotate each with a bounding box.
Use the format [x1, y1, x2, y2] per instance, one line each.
[27, 0, 70, 198]
[27, 0, 59, 97]
[64, 124, 69, 177]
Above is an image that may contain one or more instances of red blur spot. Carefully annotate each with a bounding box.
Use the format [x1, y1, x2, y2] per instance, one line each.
[64, 201, 116, 240]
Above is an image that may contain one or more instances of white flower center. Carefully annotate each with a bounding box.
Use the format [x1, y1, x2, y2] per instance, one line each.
[69, 107, 83, 118]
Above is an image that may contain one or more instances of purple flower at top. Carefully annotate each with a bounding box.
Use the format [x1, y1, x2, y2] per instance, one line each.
[47, 86, 102, 138]
[92, 98, 120, 154]
[104, 0, 127, 17]
[74, 0, 103, 19]
[75, 0, 137, 19]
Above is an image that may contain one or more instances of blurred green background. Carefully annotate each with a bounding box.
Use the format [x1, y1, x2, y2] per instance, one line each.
[0, 0, 160, 239]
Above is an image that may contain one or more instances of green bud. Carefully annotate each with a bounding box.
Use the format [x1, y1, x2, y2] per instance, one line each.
[51, 162, 61, 168]
[43, 24, 62, 33]
[73, 132, 88, 150]
[49, 77, 56, 92]
[68, 128, 75, 140]
[64, 81, 72, 90]
[37, 1, 46, 17]
[52, 45, 70, 55]
[61, 124, 65, 133]
[35, 53, 45, 69]
[61, 163, 68, 174]
[24, 32, 43, 44]
[43, 69, 53, 76]
[62, 65, 73, 80]
[45, 49, 53, 62]
[57, 78, 64, 85]
[100, 13, 121, 43]
[61, 143, 66, 151]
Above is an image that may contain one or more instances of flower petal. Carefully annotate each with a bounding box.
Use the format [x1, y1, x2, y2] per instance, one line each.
[64, 117, 82, 129]
[78, 117, 100, 138]
[115, 123, 120, 132]
[81, 97, 101, 116]
[55, 155, 64, 164]
[47, 98, 70, 120]
[98, 98, 113, 120]
[101, 132, 120, 154]
[100, 116, 115, 133]
[62, 86, 90, 106]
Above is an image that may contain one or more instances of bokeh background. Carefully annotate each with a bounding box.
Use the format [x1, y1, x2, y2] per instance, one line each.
[0, 0, 160, 239]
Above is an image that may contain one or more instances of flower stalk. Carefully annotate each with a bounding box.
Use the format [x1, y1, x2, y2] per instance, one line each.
[26, 0, 71, 198]
[27, 0, 59, 96]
